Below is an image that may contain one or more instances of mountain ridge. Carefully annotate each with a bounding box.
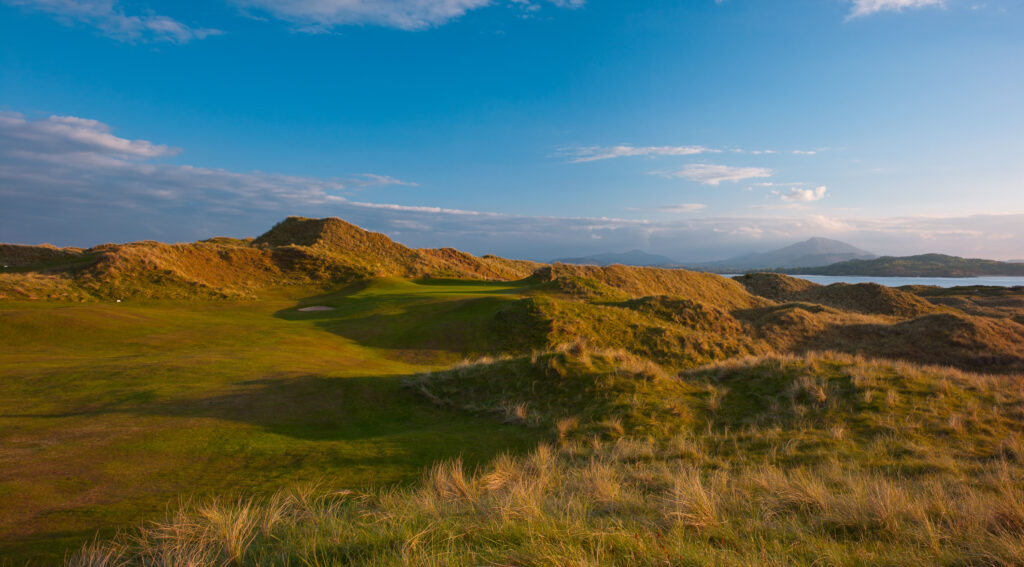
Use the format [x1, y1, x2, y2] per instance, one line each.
[781, 253, 1024, 277]
[553, 249, 676, 267]
[691, 237, 876, 272]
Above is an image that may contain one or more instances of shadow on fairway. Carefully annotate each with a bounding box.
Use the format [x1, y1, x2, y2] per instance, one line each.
[4, 372, 534, 445]
[272, 278, 538, 360]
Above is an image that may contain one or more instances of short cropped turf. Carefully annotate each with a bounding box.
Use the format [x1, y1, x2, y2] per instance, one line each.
[0, 279, 541, 563]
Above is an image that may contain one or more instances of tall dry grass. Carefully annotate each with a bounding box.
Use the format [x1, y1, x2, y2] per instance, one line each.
[69, 351, 1024, 566]
[68, 438, 1024, 566]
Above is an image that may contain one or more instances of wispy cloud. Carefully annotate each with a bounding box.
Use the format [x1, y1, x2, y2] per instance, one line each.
[749, 182, 808, 188]
[779, 185, 828, 202]
[563, 144, 718, 163]
[232, 0, 582, 31]
[3, 110, 1021, 262]
[2, 0, 221, 42]
[1, 113, 181, 159]
[658, 204, 707, 213]
[654, 164, 773, 186]
[569, 145, 828, 162]
[0, 111, 414, 237]
[847, 0, 944, 18]
[348, 173, 418, 188]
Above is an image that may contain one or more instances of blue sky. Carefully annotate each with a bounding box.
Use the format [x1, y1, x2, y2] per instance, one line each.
[1, 0, 1022, 261]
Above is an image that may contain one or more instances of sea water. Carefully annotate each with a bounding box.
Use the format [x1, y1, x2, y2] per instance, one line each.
[722, 275, 1024, 288]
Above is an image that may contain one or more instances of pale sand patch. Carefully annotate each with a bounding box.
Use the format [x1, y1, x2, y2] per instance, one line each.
[298, 306, 334, 312]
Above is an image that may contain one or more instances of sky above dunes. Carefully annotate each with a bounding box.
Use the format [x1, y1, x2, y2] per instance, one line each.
[1, 0, 1022, 262]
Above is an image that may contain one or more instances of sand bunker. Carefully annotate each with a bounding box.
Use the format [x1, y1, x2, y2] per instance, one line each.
[298, 306, 334, 312]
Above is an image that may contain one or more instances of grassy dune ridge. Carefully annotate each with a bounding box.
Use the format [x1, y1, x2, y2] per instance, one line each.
[0, 217, 540, 301]
[3, 217, 1024, 564]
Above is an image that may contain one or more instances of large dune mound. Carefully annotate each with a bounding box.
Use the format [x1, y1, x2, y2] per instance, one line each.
[746, 304, 1024, 373]
[0, 217, 539, 300]
[539, 263, 766, 310]
[0, 243, 87, 269]
[735, 273, 936, 317]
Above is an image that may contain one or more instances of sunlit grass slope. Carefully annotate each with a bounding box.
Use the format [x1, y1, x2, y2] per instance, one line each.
[4, 218, 1024, 565]
[0, 279, 542, 562]
[0, 217, 540, 301]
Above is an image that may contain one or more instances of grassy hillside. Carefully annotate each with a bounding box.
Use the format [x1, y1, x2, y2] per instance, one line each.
[735, 272, 938, 317]
[0, 217, 540, 301]
[4, 219, 1024, 565]
[70, 350, 1024, 566]
[541, 263, 766, 310]
[0, 280, 542, 562]
[782, 253, 1024, 277]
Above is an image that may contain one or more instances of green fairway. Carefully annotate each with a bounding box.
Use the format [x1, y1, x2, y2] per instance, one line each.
[0, 279, 540, 563]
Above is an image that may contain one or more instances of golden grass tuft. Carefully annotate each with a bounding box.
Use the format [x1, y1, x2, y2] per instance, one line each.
[66, 434, 1024, 566]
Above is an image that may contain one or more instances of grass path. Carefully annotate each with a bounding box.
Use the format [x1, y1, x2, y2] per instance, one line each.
[0, 280, 539, 563]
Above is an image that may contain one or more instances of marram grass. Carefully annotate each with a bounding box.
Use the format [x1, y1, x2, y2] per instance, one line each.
[68, 439, 1024, 566]
[68, 349, 1024, 566]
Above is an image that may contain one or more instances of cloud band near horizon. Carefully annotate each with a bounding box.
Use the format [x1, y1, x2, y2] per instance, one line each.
[1, 110, 1021, 262]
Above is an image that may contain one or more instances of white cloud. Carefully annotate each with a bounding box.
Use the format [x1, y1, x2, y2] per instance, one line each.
[656, 164, 773, 186]
[345, 201, 493, 215]
[780, 185, 828, 202]
[349, 173, 419, 188]
[0, 112, 415, 229]
[232, 0, 582, 31]
[564, 144, 718, 163]
[658, 204, 707, 213]
[3, 0, 221, 42]
[571, 145, 829, 161]
[0, 113, 181, 159]
[750, 182, 807, 188]
[848, 0, 944, 18]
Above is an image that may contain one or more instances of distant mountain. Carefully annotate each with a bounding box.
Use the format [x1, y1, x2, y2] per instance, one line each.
[554, 249, 676, 267]
[692, 237, 875, 272]
[782, 253, 1024, 277]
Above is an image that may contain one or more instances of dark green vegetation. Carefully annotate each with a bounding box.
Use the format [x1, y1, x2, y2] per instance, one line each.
[3, 218, 1024, 565]
[782, 252, 1024, 277]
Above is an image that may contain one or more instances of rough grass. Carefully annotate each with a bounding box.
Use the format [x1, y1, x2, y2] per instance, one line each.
[906, 284, 1024, 319]
[405, 343, 702, 439]
[0, 243, 87, 269]
[5, 224, 1024, 563]
[735, 273, 938, 317]
[70, 351, 1024, 566]
[539, 263, 766, 310]
[540, 298, 765, 368]
[739, 302, 1024, 374]
[8, 270, 1024, 563]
